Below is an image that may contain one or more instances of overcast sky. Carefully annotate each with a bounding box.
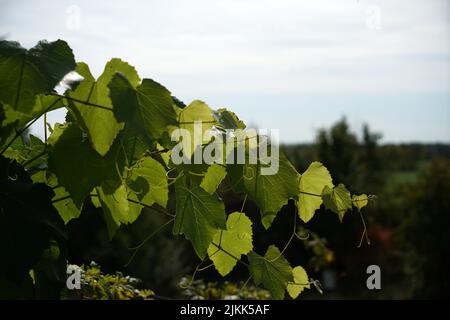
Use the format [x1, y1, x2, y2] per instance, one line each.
[1, 0, 449, 143]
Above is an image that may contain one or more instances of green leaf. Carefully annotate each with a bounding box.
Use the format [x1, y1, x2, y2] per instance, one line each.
[1, 95, 64, 149]
[297, 162, 334, 223]
[3, 134, 46, 168]
[48, 123, 124, 207]
[176, 100, 216, 158]
[31, 171, 82, 224]
[207, 212, 253, 276]
[322, 183, 352, 222]
[108, 72, 177, 142]
[200, 164, 227, 194]
[248, 245, 293, 300]
[119, 124, 151, 165]
[229, 151, 299, 229]
[173, 177, 226, 259]
[67, 60, 140, 156]
[126, 156, 169, 222]
[96, 184, 129, 239]
[0, 40, 75, 114]
[287, 266, 310, 299]
[352, 194, 369, 211]
[214, 108, 246, 130]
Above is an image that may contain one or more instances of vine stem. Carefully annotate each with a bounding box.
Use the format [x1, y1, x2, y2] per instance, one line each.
[22, 150, 47, 167]
[125, 217, 174, 267]
[357, 209, 371, 248]
[52, 195, 71, 203]
[240, 194, 248, 213]
[49, 92, 112, 111]
[210, 242, 249, 267]
[179, 258, 212, 289]
[267, 208, 298, 262]
[126, 198, 175, 217]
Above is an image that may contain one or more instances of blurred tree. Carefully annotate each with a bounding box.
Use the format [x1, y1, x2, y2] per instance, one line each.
[315, 118, 383, 194]
[397, 158, 450, 299]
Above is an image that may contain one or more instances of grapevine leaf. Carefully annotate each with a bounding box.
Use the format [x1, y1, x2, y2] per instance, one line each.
[1, 95, 64, 148]
[126, 156, 169, 222]
[287, 266, 310, 299]
[31, 171, 82, 224]
[229, 151, 299, 229]
[214, 108, 246, 130]
[322, 184, 352, 222]
[0, 40, 75, 114]
[207, 212, 253, 276]
[3, 134, 46, 168]
[48, 123, 124, 207]
[352, 194, 369, 211]
[120, 124, 152, 165]
[297, 162, 334, 223]
[173, 177, 226, 259]
[200, 164, 227, 194]
[176, 100, 216, 158]
[96, 184, 129, 239]
[108, 72, 178, 142]
[248, 245, 293, 300]
[67, 60, 140, 156]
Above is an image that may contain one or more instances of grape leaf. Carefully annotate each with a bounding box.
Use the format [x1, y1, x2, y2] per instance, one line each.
[248, 245, 293, 300]
[297, 162, 334, 223]
[31, 171, 82, 224]
[67, 60, 140, 156]
[0, 40, 75, 114]
[48, 123, 124, 207]
[200, 164, 227, 194]
[108, 72, 178, 142]
[96, 184, 129, 239]
[126, 156, 169, 222]
[229, 151, 299, 229]
[3, 134, 46, 168]
[214, 108, 246, 130]
[173, 177, 226, 259]
[207, 212, 253, 276]
[176, 100, 216, 158]
[322, 183, 352, 222]
[287, 266, 310, 299]
[352, 194, 369, 211]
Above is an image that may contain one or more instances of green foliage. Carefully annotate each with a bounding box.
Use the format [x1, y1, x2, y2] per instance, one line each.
[208, 212, 253, 276]
[200, 164, 227, 194]
[0, 38, 370, 299]
[179, 278, 271, 300]
[229, 152, 299, 229]
[61, 263, 154, 300]
[322, 183, 352, 222]
[297, 161, 334, 223]
[67, 60, 140, 156]
[248, 246, 293, 300]
[173, 176, 226, 258]
[287, 266, 310, 299]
